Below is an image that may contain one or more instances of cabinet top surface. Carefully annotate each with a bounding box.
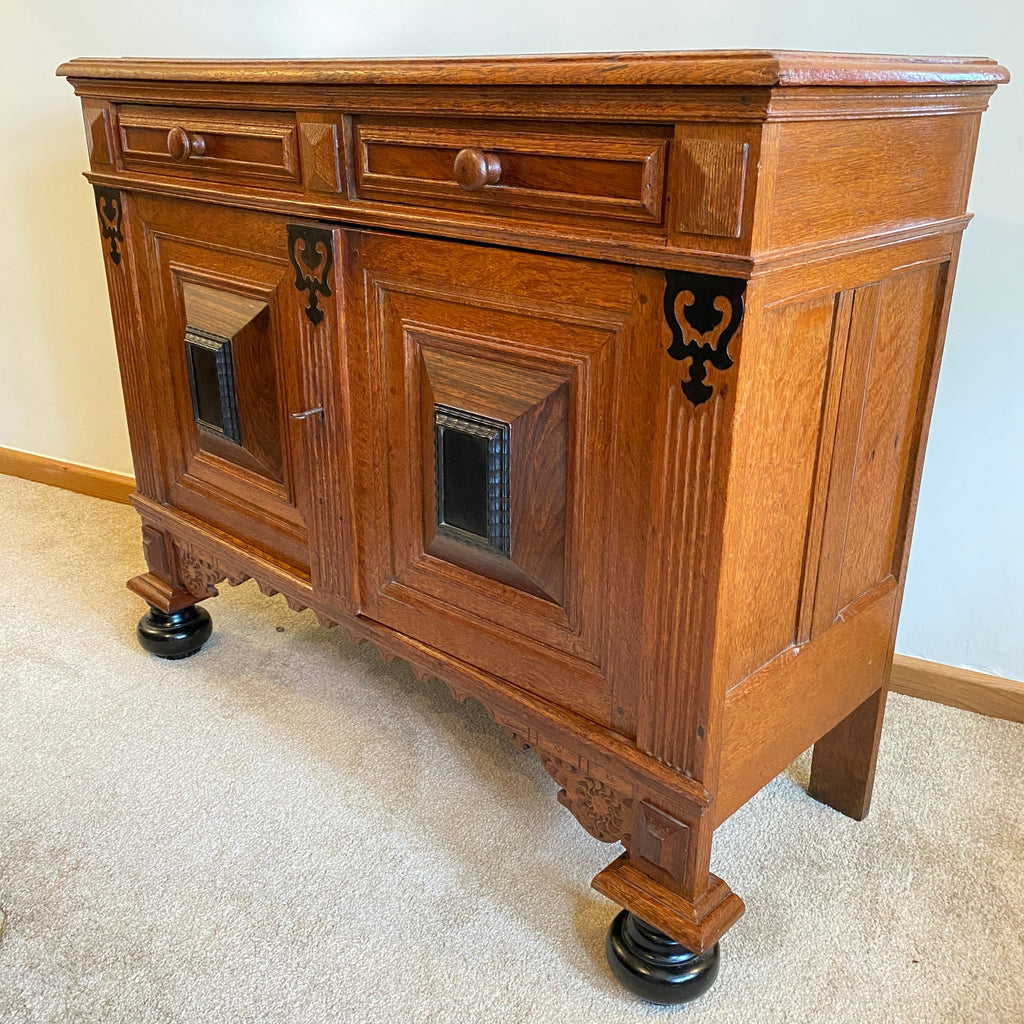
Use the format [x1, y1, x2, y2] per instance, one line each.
[57, 50, 1009, 88]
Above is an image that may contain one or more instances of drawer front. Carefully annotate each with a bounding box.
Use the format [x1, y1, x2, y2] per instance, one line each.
[117, 105, 300, 186]
[353, 117, 670, 230]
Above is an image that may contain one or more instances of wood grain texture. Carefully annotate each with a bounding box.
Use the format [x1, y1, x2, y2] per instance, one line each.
[129, 196, 316, 572]
[715, 578, 898, 826]
[808, 685, 887, 820]
[0, 448, 134, 504]
[353, 117, 669, 229]
[93, 189, 165, 502]
[592, 856, 744, 954]
[675, 137, 748, 238]
[890, 655, 1024, 724]
[81, 99, 113, 165]
[297, 117, 342, 193]
[761, 114, 981, 256]
[56, 51, 1010, 88]
[342, 228, 649, 727]
[60, 52, 1006, 973]
[117, 105, 300, 185]
[714, 285, 839, 691]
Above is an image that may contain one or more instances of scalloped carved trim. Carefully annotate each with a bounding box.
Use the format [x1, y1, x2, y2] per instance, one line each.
[171, 543, 325, 623]
[374, 657, 635, 844]
[176, 548, 229, 598]
[495, 714, 634, 844]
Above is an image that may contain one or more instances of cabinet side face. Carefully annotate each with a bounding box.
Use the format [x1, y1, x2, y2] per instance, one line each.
[709, 235, 959, 817]
[87, 186, 164, 502]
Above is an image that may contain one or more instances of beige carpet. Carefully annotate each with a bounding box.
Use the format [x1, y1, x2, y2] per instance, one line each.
[0, 473, 1021, 1024]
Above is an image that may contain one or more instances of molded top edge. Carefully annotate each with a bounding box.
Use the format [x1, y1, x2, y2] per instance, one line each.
[56, 50, 1010, 88]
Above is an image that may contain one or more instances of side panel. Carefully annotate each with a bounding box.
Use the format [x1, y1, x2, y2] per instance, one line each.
[761, 112, 980, 255]
[712, 252, 952, 818]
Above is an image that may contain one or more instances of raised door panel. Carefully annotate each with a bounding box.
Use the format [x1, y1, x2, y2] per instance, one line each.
[130, 197, 335, 575]
[344, 230, 662, 729]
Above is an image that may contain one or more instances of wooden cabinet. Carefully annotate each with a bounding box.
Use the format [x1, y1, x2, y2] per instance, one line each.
[60, 51, 1007, 1004]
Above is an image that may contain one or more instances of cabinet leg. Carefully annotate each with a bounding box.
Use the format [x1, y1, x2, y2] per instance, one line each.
[136, 604, 212, 660]
[808, 686, 887, 820]
[127, 527, 217, 660]
[592, 850, 742, 1003]
[605, 910, 720, 1004]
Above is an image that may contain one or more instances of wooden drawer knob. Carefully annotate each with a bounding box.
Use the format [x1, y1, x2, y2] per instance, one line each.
[167, 126, 206, 161]
[453, 147, 501, 191]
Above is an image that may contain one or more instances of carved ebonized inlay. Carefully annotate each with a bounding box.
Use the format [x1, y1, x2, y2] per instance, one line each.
[434, 405, 511, 556]
[286, 224, 334, 325]
[185, 327, 242, 444]
[664, 270, 746, 406]
[93, 186, 124, 265]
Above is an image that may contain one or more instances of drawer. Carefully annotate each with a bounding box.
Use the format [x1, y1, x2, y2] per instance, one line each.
[352, 117, 671, 230]
[117, 105, 301, 187]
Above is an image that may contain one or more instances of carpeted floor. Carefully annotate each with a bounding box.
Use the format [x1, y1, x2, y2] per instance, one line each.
[0, 473, 1021, 1024]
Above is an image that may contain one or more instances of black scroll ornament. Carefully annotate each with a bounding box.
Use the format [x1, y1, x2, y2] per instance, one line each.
[93, 186, 124, 266]
[663, 270, 746, 406]
[286, 224, 334, 325]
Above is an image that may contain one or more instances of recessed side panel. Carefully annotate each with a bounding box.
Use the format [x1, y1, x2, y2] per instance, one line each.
[829, 264, 945, 618]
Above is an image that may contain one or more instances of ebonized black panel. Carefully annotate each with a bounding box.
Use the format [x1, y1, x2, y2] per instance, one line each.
[434, 404, 511, 556]
[185, 327, 242, 444]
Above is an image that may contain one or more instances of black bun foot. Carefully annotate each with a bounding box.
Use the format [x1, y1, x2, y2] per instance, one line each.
[605, 910, 720, 1005]
[137, 604, 212, 660]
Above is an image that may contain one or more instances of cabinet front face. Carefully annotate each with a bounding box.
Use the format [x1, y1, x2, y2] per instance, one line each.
[344, 230, 663, 729]
[129, 197, 334, 574]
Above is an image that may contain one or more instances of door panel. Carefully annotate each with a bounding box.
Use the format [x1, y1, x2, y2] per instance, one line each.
[344, 229, 661, 728]
[130, 197, 329, 574]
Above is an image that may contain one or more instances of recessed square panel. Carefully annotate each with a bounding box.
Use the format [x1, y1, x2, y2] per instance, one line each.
[434, 404, 511, 555]
[419, 348, 568, 605]
[179, 280, 283, 482]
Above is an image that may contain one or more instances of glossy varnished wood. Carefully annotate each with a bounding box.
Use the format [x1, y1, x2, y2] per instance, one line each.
[57, 51, 1010, 87]
[60, 51, 1007, 1001]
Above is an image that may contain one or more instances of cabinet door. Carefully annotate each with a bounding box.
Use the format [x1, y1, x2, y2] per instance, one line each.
[344, 230, 663, 730]
[129, 197, 344, 581]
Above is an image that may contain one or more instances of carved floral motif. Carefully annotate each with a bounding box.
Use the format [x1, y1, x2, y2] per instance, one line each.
[571, 776, 627, 841]
[176, 549, 226, 598]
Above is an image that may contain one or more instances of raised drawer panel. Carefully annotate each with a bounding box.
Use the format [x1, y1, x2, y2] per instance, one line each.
[117, 105, 300, 186]
[352, 117, 671, 230]
[675, 137, 749, 238]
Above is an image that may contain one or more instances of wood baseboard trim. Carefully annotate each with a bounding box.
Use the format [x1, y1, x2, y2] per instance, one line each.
[890, 654, 1024, 724]
[0, 446, 135, 505]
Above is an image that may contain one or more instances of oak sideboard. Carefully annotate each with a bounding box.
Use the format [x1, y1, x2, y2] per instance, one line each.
[59, 50, 1008, 1003]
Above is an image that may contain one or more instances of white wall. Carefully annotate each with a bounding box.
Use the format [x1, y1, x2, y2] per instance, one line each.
[1, 0, 1021, 679]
